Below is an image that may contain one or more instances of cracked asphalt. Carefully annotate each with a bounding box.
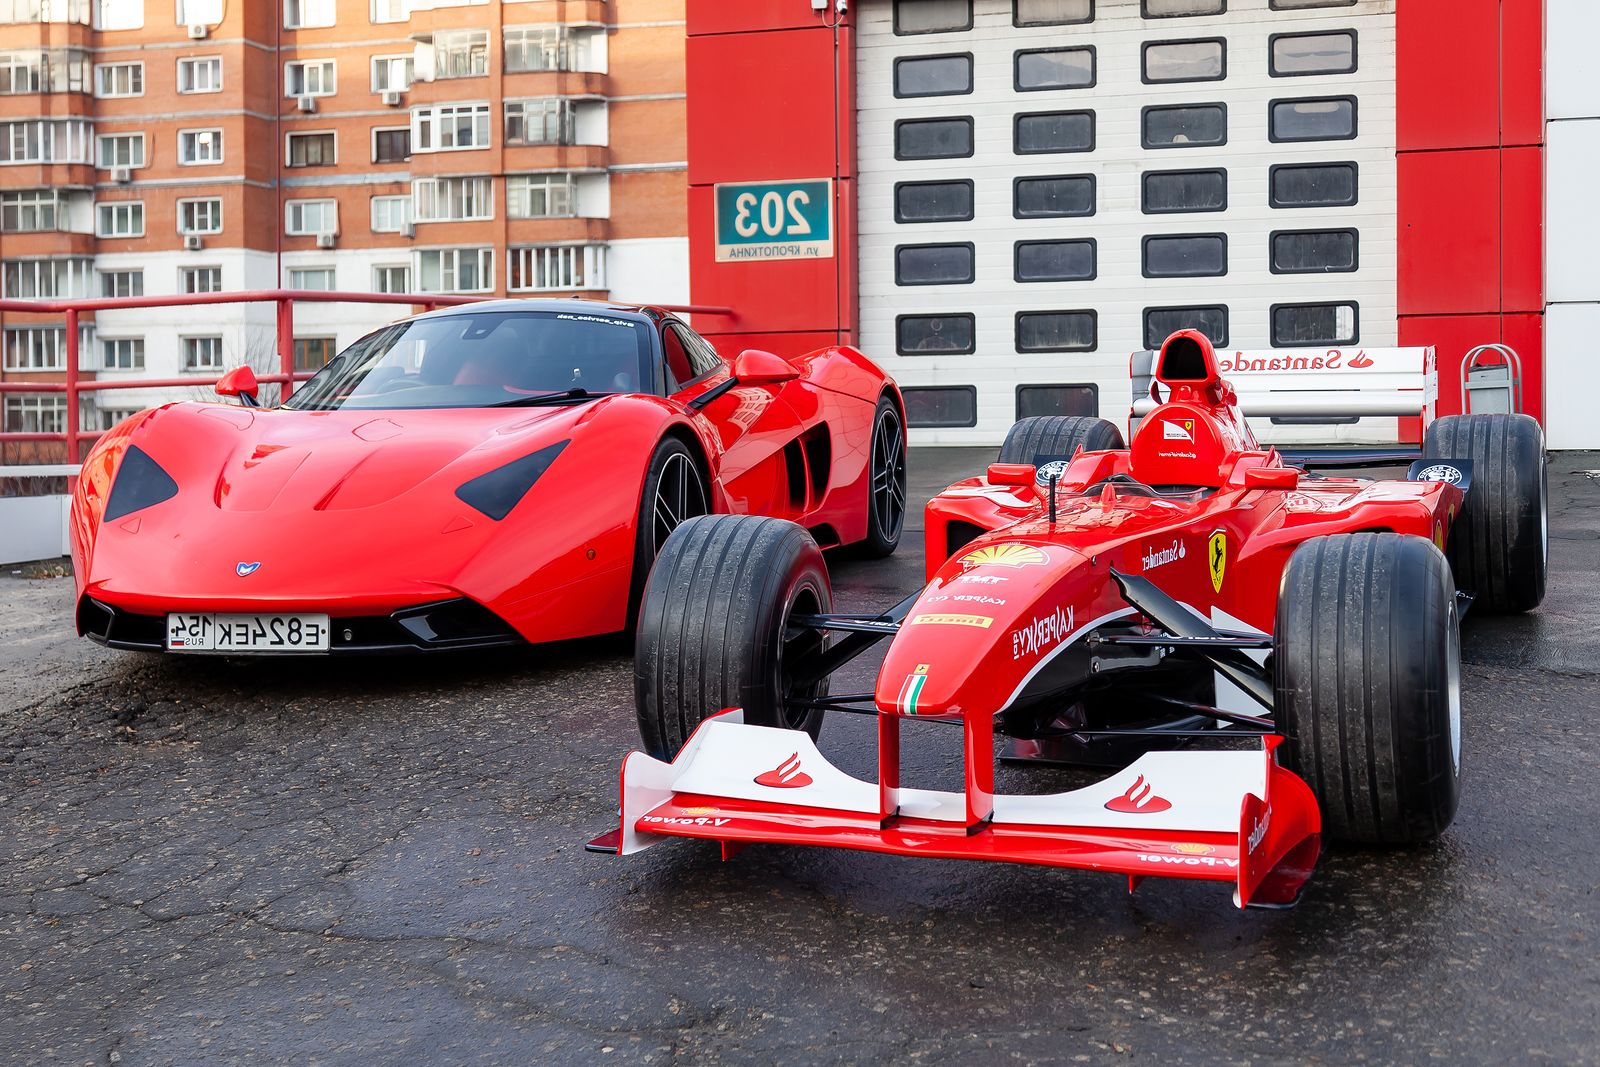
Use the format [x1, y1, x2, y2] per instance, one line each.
[3, 450, 1597, 1066]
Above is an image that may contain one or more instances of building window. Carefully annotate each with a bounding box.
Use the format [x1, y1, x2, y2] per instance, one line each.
[370, 195, 410, 233]
[99, 269, 142, 297]
[419, 247, 495, 293]
[178, 128, 222, 165]
[1143, 39, 1225, 83]
[4, 326, 78, 372]
[504, 99, 572, 146]
[1015, 239, 1096, 282]
[1014, 111, 1095, 154]
[895, 243, 975, 286]
[414, 103, 491, 151]
[1270, 97, 1357, 142]
[3, 257, 92, 298]
[432, 29, 489, 78]
[1014, 0, 1092, 26]
[177, 197, 222, 235]
[894, 116, 973, 160]
[1017, 384, 1097, 420]
[506, 245, 602, 292]
[2, 190, 63, 232]
[91, 407, 140, 431]
[896, 314, 975, 355]
[1272, 302, 1358, 346]
[94, 61, 142, 97]
[372, 127, 410, 163]
[95, 201, 143, 237]
[0, 48, 89, 94]
[183, 336, 223, 372]
[1142, 169, 1227, 213]
[1270, 30, 1357, 77]
[1015, 47, 1095, 92]
[286, 131, 336, 166]
[1016, 311, 1096, 353]
[894, 54, 973, 98]
[506, 173, 577, 219]
[371, 54, 413, 92]
[1143, 234, 1227, 278]
[177, 55, 221, 93]
[0, 120, 94, 164]
[504, 26, 572, 73]
[902, 386, 977, 429]
[285, 198, 337, 236]
[372, 264, 410, 293]
[1269, 162, 1358, 208]
[95, 133, 144, 168]
[288, 267, 336, 291]
[293, 336, 336, 371]
[102, 337, 144, 370]
[894, 0, 971, 35]
[180, 266, 222, 294]
[94, 0, 143, 30]
[1013, 175, 1095, 219]
[1142, 103, 1226, 149]
[894, 180, 974, 224]
[1144, 305, 1228, 350]
[284, 0, 334, 28]
[371, 0, 408, 23]
[412, 177, 492, 222]
[3, 395, 68, 434]
[1271, 0, 1356, 7]
[1143, 0, 1225, 16]
[285, 59, 335, 97]
[1271, 229, 1358, 274]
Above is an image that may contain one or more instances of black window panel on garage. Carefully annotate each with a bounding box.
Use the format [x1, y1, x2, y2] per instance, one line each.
[1015, 0, 1092, 26]
[1143, 39, 1225, 83]
[1270, 162, 1357, 207]
[1271, 0, 1355, 8]
[1014, 174, 1096, 218]
[895, 54, 973, 98]
[1015, 47, 1096, 91]
[1016, 310, 1097, 352]
[895, 117, 974, 159]
[896, 243, 975, 285]
[903, 385, 977, 427]
[895, 179, 975, 223]
[1143, 234, 1227, 277]
[1015, 239, 1096, 282]
[1142, 169, 1227, 213]
[1270, 97, 1357, 142]
[1272, 302, 1358, 346]
[1142, 0, 1226, 17]
[1015, 110, 1095, 154]
[897, 313, 976, 354]
[1142, 103, 1227, 148]
[1144, 305, 1228, 349]
[1271, 230, 1358, 274]
[1270, 31, 1357, 77]
[1017, 384, 1098, 419]
[895, 0, 972, 34]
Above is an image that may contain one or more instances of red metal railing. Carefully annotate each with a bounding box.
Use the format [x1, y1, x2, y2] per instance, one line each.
[0, 289, 732, 463]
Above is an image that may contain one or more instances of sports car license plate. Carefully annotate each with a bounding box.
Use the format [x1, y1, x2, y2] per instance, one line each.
[166, 613, 332, 653]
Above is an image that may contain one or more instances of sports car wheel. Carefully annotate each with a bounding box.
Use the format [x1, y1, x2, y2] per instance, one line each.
[626, 436, 710, 630]
[635, 515, 830, 760]
[1423, 413, 1547, 614]
[1274, 533, 1462, 846]
[859, 395, 907, 558]
[998, 416, 1125, 473]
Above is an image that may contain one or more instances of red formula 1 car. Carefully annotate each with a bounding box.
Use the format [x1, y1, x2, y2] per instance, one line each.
[591, 330, 1548, 908]
[69, 299, 907, 654]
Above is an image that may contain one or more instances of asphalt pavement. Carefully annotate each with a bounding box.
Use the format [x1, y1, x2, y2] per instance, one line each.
[2, 450, 1597, 1066]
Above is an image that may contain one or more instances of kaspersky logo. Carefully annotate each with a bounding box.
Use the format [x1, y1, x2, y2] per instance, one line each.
[754, 753, 813, 789]
[1104, 774, 1172, 814]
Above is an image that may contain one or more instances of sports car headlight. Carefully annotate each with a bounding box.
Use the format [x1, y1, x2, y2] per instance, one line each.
[104, 445, 180, 522]
[455, 440, 569, 520]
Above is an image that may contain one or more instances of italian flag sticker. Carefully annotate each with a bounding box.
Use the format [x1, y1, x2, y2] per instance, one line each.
[898, 664, 930, 714]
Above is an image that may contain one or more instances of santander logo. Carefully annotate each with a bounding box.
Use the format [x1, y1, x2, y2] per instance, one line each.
[754, 753, 813, 789]
[1217, 348, 1376, 374]
[1104, 775, 1173, 814]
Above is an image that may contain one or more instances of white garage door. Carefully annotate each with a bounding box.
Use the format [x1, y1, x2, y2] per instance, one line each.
[856, 0, 1399, 444]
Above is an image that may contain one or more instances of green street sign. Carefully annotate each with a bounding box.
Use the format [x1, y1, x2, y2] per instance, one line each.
[714, 179, 834, 263]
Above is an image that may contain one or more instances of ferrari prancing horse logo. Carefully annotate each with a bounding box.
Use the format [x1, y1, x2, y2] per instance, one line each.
[1207, 531, 1227, 593]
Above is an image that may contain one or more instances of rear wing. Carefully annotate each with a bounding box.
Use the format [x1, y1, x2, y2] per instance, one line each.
[1130, 346, 1438, 448]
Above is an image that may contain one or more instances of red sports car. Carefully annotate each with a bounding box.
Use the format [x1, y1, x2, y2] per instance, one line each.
[69, 300, 907, 654]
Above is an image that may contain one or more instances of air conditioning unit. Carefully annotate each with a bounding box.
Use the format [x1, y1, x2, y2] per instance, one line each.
[382, 90, 403, 106]
[187, 23, 207, 39]
[296, 95, 316, 113]
[111, 166, 131, 183]
[183, 234, 204, 251]
[315, 232, 336, 249]
[400, 221, 415, 238]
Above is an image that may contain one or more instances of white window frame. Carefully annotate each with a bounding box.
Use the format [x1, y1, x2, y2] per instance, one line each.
[287, 266, 337, 291]
[285, 58, 336, 97]
[178, 127, 223, 166]
[412, 176, 493, 223]
[371, 54, 413, 92]
[1, 189, 65, 232]
[101, 336, 144, 370]
[411, 103, 491, 152]
[370, 125, 410, 163]
[507, 244, 605, 292]
[4, 325, 89, 373]
[3, 256, 93, 299]
[283, 0, 334, 29]
[286, 130, 337, 167]
[372, 263, 410, 293]
[177, 55, 221, 94]
[370, 0, 408, 23]
[98, 268, 143, 297]
[504, 98, 574, 147]
[95, 200, 144, 237]
[182, 335, 224, 372]
[93, 0, 144, 30]
[3, 395, 69, 433]
[176, 196, 222, 235]
[95, 132, 145, 169]
[285, 198, 338, 236]
[180, 265, 223, 294]
[415, 247, 493, 293]
[0, 119, 94, 165]
[506, 173, 577, 219]
[93, 60, 143, 97]
[370, 195, 410, 233]
[431, 29, 489, 79]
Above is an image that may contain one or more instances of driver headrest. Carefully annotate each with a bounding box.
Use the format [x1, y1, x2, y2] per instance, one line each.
[1155, 330, 1221, 388]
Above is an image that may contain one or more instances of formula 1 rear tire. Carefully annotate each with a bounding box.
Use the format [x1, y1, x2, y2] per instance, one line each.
[1274, 533, 1462, 846]
[997, 416, 1125, 472]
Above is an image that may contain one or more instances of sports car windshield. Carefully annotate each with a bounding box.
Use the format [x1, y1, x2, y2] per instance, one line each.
[284, 310, 652, 411]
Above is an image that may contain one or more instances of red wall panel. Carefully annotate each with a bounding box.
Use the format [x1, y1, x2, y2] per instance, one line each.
[1500, 0, 1546, 147]
[1396, 0, 1500, 152]
[1400, 313, 1544, 423]
[1501, 146, 1544, 313]
[1398, 150, 1501, 316]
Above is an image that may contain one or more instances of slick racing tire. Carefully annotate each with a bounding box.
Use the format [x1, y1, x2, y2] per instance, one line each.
[626, 435, 711, 632]
[1274, 533, 1462, 846]
[998, 417, 1125, 475]
[857, 394, 908, 559]
[635, 515, 831, 760]
[1423, 413, 1547, 614]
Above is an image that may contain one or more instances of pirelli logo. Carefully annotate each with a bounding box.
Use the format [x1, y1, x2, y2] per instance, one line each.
[909, 613, 994, 629]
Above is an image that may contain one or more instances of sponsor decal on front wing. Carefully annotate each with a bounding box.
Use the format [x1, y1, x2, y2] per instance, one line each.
[959, 543, 1047, 570]
[754, 753, 813, 789]
[1104, 774, 1173, 814]
[1247, 806, 1272, 854]
[1136, 853, 1239, 869]
[1010, 604, 1074, 660]
[641, 814, 732, 827]
[911, 613, 994, 628]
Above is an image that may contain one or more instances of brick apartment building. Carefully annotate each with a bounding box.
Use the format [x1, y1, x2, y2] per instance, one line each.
[0, 0, 687, 456]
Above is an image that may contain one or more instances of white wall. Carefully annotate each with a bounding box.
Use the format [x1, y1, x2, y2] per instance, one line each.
[605, 237, 690, 308]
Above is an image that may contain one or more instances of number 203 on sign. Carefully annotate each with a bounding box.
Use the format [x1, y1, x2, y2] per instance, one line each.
[714, 179, 834, 263]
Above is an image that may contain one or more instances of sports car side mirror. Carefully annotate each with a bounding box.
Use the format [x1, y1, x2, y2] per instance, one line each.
[215, 365, 260, 407]
[987, 463, 1037, 489]
[1244, 466, 1299, 490]
[732, 349, 800, 385]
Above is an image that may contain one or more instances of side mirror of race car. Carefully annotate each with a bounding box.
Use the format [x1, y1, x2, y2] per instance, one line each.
[733, 348, 801, 385]
[215, 365, 260, 408]
[987, 463, 1038, 489]
[1244, 466, 1300, 490]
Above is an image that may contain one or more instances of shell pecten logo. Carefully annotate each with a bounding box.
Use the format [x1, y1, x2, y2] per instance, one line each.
[958, 543, 1047, 570]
